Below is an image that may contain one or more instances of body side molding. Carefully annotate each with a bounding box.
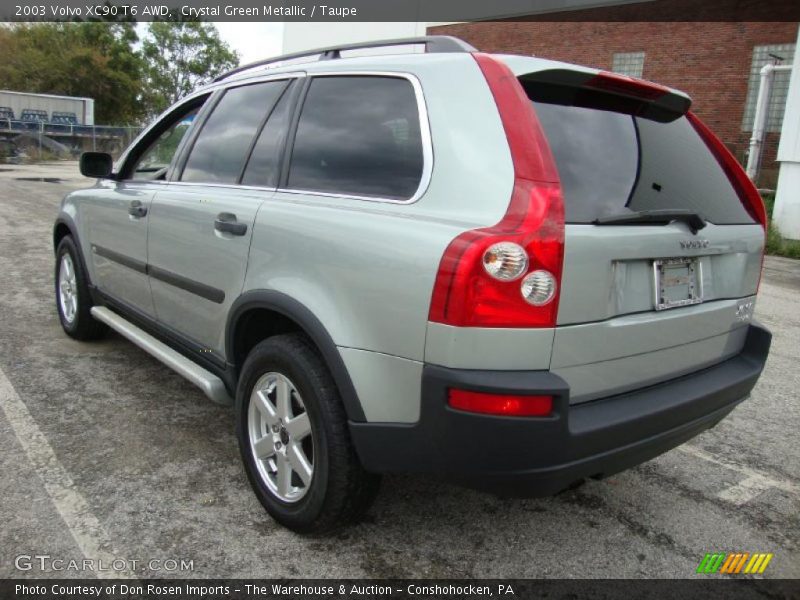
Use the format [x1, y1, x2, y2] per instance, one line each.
[90, 244, 225, 304]
[92, 244, 147, 274]
[148, 264, 225, 304]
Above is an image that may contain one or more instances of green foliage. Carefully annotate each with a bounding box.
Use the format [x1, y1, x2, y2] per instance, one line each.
[0, 22, 145, 124]
[765, 221, 783, 255]
[785, 242, 800, 260]
[766, 222, 800, 259]
[762, 192, 800, 259]
[762, 192, 775, 219]
[0, 18, 239, 125]
[141, 20, 239, 117]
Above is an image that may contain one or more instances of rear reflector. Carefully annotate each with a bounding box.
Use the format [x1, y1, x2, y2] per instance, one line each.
[448, 389, 553, 417]
[585, 71, 670, 101]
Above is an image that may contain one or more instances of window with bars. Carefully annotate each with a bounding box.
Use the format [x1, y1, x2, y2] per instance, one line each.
[742, 43, 795, 133]
[611, 51, 645, 78]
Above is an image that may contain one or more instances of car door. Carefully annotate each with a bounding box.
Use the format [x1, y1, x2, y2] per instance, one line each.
[85, 97, 207, 317]
[146, 77, 297, 359]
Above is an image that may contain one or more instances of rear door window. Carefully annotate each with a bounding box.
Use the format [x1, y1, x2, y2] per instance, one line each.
[287, 76, 424, 200]
[181, 80, 288, 184]
[241, 84, 293, 188]
[531, 101, 756, 225]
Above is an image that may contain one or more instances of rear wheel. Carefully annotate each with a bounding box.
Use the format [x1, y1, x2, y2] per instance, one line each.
[55, 236, 107, 340]
[236, 333, 380, 533]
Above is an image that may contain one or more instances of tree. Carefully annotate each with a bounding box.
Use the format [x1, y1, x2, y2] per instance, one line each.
[0, 19, 239, 124]
[142, 21, 239, 117]
[0, 22, 145, 124]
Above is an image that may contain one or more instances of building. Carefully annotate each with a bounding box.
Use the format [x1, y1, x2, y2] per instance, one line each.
[0, 90, 94, 125]
[0, 90, 140, 160]
[429, 16, 797, 187]
[773, 26, 800, 240]
[283, 9, 797, 188]
[280, 2, 798, 207]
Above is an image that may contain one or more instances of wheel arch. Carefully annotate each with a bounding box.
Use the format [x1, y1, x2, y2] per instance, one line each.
[226, 290, 367, 422]
[53, 213, 80, 253]
[53, 221, 72, 252]
[53, 214, 97, 298]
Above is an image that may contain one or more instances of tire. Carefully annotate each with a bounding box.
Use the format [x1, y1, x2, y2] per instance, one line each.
[236, 333, 380, 533]
[55, 235, 107, 341]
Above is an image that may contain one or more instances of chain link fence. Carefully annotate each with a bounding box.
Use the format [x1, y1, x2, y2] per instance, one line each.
[0, 119, 144, 161]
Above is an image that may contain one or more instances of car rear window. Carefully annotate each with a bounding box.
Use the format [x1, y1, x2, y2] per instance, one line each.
[530, 101, 756, 225]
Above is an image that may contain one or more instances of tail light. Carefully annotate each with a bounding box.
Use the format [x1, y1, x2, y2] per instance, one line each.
[687, 111, 767, 291]
[428, 53, 565, 328]
[448, 389, 553, 417]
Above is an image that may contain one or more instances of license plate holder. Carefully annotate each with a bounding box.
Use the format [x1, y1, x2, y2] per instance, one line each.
[653, 257, 702, 311]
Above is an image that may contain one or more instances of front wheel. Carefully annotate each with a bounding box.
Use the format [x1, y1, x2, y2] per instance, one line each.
[236, 334, 380, 533]
[55, 236, 107, 340]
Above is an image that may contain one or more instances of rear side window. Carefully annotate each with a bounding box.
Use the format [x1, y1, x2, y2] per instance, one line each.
[531, 101, 756, 225]
[287, 76, 424, 200]
[241, 84, 293, 188]
[181, 80, 288, 184]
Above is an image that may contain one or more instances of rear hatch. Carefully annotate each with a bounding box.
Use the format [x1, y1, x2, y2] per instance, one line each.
[515, 64, 764, 404]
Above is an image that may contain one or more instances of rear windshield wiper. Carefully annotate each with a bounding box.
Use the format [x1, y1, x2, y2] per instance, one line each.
[594, 209, 707, 234]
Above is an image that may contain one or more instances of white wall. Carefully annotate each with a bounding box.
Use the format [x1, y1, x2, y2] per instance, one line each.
[0, 91, 93, 124]
[773, 25, 800, 240]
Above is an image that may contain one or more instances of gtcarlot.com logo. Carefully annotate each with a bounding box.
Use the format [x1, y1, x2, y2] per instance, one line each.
[14, 554, 194, 573]
[696, 552, 773, 575]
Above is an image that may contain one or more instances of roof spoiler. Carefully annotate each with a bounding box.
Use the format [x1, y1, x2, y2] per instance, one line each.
[518, 69, 691, 123]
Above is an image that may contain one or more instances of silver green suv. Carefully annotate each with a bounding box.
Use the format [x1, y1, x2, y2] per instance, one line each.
[53, 36, 771, 532]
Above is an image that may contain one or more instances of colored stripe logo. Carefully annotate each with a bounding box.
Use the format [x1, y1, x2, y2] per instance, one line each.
[696, 552, 773, 574]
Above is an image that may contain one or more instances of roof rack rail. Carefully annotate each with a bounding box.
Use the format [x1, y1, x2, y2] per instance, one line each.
[212, 35, 477, 83]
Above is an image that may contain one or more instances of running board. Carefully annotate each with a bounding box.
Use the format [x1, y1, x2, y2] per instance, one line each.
[90, 306, 233, 406]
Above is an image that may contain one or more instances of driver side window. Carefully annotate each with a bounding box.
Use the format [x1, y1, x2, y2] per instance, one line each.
[127, 101, 204, 181]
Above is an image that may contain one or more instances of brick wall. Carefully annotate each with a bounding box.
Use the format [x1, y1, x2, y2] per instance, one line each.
[429, 17, 798, 187]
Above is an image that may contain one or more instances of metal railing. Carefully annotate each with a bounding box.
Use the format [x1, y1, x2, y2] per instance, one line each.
[0, 119, 143, 158]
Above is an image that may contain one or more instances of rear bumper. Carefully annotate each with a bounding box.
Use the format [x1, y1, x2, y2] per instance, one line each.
[349, 323, 771, 496]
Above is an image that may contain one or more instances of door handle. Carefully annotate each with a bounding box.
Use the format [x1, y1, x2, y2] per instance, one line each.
[128, 200, 147, 218]
[214, 212, 247, 236]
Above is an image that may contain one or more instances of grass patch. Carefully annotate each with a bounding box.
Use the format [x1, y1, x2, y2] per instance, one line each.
[763, 192, 800, 259]
[762, 192, 775, 217]
[767, 223, 800, 259]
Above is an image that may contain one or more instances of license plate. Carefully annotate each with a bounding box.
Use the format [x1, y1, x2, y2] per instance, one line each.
[653, 257, 702, 311]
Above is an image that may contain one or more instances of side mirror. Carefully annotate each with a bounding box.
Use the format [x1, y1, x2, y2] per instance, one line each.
[79, 152, 114, 179]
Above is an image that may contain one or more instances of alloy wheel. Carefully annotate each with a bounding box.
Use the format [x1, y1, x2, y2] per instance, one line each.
[248, 372, 314, 503]
[58, 254, 78, 324]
